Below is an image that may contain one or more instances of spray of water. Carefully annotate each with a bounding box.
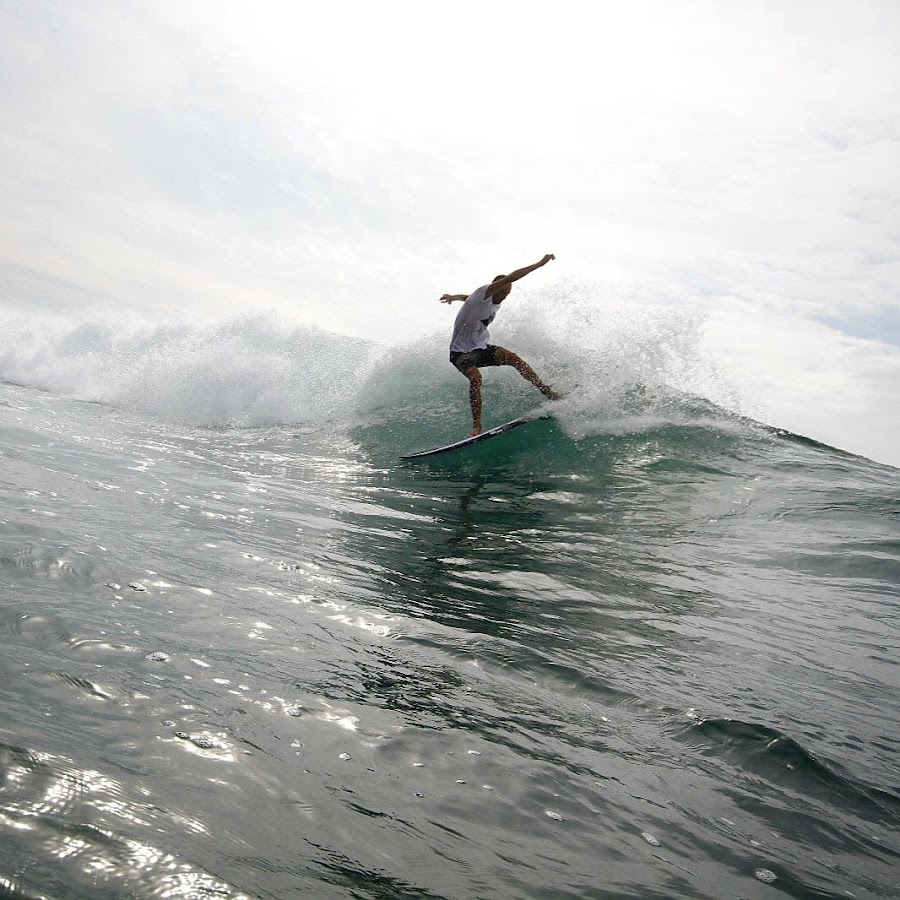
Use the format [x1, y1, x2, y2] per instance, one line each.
[0, 284, 743, 436]
[0, 307, 377, 426]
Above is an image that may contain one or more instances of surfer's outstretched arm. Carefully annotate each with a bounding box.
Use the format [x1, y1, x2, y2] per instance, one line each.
[440, 254, 555, 304]
[486, 253, 555, 298]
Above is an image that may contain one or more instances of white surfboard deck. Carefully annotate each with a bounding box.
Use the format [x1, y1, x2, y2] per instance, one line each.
[400, 413, 549, 460]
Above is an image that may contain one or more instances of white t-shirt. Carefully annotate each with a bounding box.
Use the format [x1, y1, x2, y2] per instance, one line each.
[449, 285, 500, 353]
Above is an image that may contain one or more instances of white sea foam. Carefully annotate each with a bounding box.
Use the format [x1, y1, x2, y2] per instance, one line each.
[499, 281, 745, 438]
[0, 306, 378, 426]
[0, 286, 743, 434]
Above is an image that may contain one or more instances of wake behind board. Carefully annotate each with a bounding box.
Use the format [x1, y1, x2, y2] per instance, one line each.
[400, 413, 549, 460]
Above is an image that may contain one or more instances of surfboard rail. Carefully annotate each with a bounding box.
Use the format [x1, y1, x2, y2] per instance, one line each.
[400, 413, 549, 460]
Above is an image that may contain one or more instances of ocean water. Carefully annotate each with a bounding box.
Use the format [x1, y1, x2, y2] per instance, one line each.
[0, 304, 898, 899]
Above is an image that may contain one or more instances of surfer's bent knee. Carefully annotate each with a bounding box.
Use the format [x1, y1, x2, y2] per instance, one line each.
[494, 347, 521, 366]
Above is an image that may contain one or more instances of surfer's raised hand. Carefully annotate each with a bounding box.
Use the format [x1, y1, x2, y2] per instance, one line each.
[488, 254, 558, 296]
[445, 255, 555, 305]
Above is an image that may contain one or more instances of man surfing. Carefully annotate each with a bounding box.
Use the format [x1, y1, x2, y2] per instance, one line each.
[440, 253, 562, 437]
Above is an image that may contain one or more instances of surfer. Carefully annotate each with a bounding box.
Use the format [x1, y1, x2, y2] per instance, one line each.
[440, 253, 562, 436]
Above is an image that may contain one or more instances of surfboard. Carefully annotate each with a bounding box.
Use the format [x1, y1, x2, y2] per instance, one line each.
[400, 414, 549, 460]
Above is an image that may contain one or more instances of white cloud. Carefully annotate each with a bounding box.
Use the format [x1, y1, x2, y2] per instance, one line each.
[705, 299, 900, 466]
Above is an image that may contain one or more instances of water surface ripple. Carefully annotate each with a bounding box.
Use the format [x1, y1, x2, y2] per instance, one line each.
[1, 382, 898, 898]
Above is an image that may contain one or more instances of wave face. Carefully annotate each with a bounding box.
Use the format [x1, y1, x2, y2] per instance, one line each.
[1, 301, 898, 898]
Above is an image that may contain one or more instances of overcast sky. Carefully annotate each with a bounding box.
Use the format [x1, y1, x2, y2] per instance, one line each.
[1, 1, 898, 464]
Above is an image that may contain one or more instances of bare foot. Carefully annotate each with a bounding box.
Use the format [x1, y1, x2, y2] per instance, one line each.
[468, 425, 483, 437]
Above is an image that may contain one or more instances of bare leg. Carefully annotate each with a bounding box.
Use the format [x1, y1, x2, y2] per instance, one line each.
[464, 367, 483, 436]
[493, 347, 562, 400]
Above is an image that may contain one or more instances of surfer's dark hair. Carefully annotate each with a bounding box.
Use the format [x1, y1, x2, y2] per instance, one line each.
[492, 274, 506, 283]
